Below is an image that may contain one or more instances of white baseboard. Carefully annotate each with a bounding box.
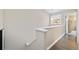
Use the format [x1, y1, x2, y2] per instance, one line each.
[46, 33, 65, 50]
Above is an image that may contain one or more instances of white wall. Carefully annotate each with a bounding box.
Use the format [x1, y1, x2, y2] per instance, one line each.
[0, 10, 3, 29]
[4, 9, 49, 50]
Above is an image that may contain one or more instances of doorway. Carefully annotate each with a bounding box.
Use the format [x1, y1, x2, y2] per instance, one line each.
[65, 12, 77, 37]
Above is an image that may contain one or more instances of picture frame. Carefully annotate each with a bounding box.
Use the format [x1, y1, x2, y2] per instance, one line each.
[50, 15, 62, 25]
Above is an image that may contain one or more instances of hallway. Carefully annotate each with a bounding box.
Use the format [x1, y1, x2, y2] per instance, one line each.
[50, 34, 78, 50]
[0, 9, 78, 50]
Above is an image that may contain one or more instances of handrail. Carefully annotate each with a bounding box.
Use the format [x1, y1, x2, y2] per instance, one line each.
[42, 25, 64, 29]
[25, 39, 37, 46]
[35, 28, 48, 32]
[25, 25, 64, 47]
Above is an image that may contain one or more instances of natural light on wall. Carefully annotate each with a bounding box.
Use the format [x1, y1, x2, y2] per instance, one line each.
[50, 15, 62, 25]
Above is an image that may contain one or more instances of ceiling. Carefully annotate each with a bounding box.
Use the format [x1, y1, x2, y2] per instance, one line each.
[44, 9, 66, 14]
[44, 9, 77, 15]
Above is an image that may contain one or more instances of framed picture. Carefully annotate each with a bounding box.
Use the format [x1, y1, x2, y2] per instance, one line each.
[50, 15, 62, 25]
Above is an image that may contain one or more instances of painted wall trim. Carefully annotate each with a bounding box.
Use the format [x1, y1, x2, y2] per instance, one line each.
[46, 33, 65, 50]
